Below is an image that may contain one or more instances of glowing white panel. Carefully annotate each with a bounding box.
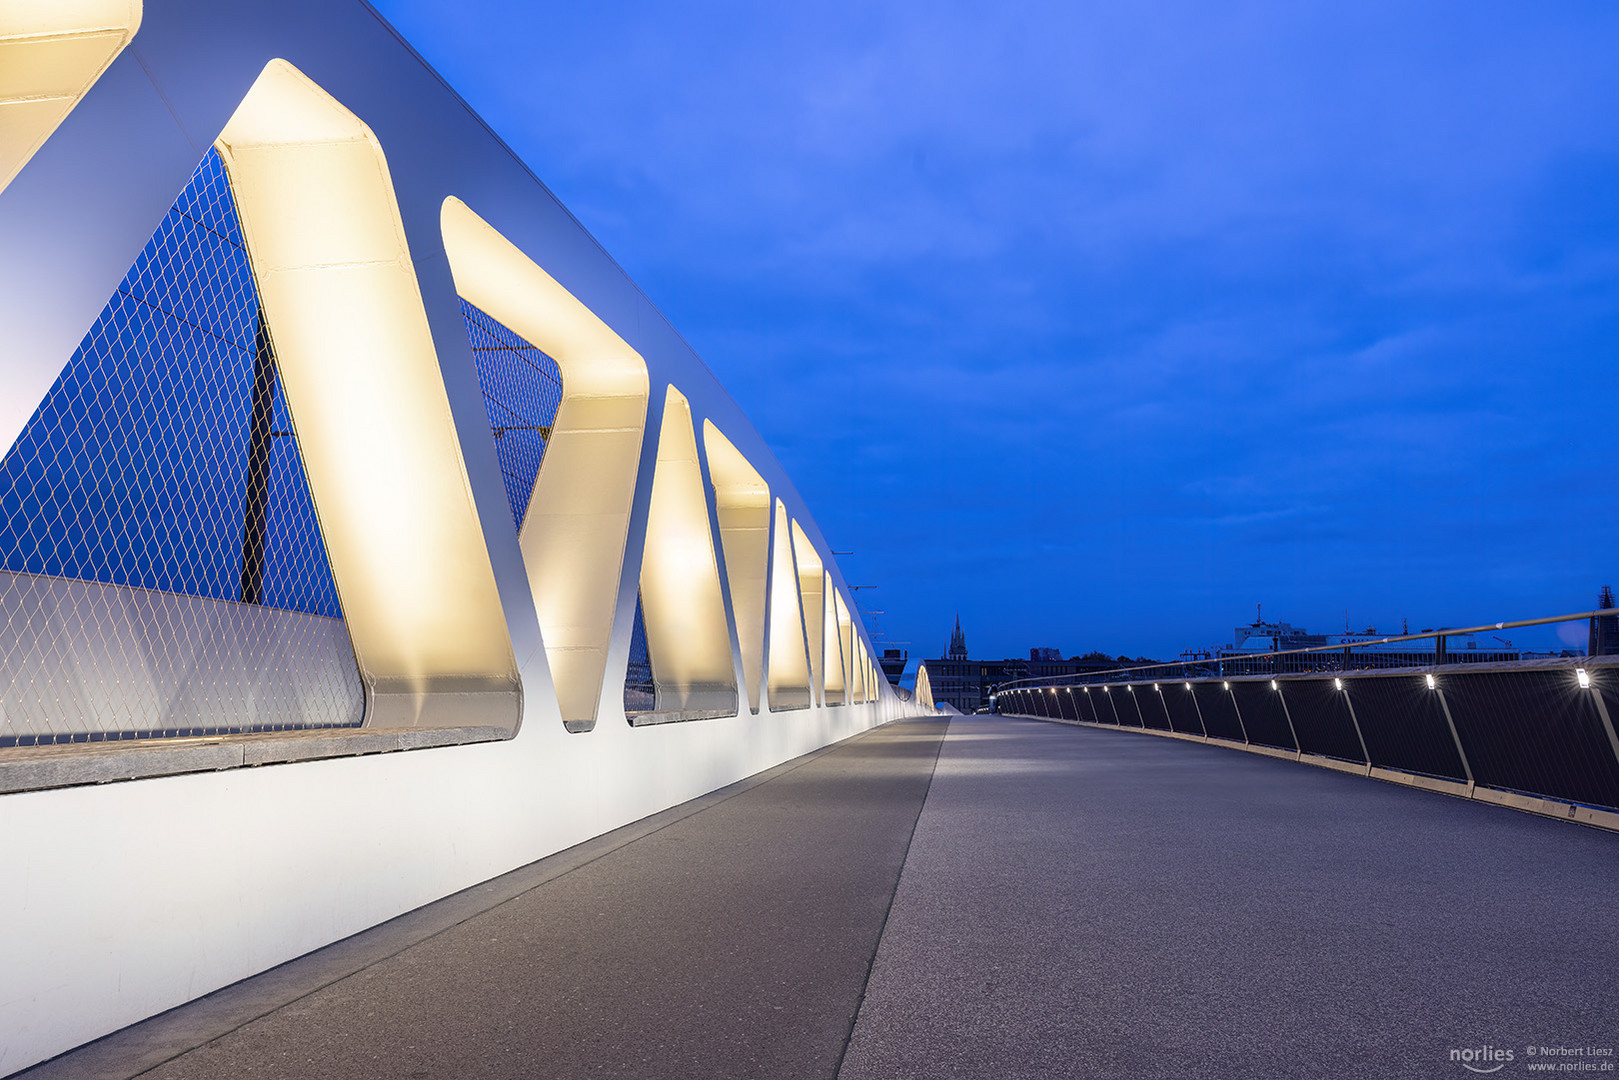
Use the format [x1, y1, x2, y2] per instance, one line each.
[440, 197, 648, 730]
[638, 386, 737, 717]
[789, 520, 825, 706]
[766, 499, 811, 710]
[0, 0, 140, 194]
[851, 633, 868, 704]
[703, 421, 770, 712]
[216, 61, 519, 728]
[835, 590, 855, 700]
[821, 572, 845, 705]
[915, 663, 935, 710]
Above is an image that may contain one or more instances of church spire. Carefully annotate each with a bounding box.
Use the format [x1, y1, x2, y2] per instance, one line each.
[949, 614, 968, 660]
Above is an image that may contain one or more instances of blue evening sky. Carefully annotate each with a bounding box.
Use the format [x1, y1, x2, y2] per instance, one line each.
[372, 0, 1619, 662]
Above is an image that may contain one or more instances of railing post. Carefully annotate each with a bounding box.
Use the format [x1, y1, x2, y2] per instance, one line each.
[1432, 683, 1474, 789]
[1274, 682, 1302, 756]
[1340, 682, 1373, 769]
[1228, 683, 1250, 744]
[1584, 673, 1619, 770]
[1187, 683, 1209, 737]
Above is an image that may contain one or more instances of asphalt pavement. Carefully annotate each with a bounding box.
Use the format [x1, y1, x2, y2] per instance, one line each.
[841, 716, 1619, 1080]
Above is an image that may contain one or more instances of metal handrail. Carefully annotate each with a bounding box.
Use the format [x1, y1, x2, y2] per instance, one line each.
[992, 607, 1619, 692]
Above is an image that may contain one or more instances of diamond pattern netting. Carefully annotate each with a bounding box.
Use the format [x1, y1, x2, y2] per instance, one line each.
[0, 150, 364, 746]
[624, 596, 654, 715]
[462, 300, 564, 532]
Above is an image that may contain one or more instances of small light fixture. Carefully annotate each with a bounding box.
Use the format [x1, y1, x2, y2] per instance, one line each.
[1334, 678, 1343, 691]
[1270, 680, 1279, 691]
[1577, 668, 1591, 689]
[1153, 683, 1160, 691]
[1425, 673, 1437, 690]
[1083, 686, 1090, 693]
[1223, 681, 1230, 691]
[1184, 682, 1192, 691]
[1127, 684, 1135, 692]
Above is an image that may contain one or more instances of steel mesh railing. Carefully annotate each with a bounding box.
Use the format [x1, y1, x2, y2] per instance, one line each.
[994, 611, 1619, 813]
[624, 596, 655, 716]
[622, 596, 743, 723]
[461, 300, 564, 532]
[0, 150, 363, 746]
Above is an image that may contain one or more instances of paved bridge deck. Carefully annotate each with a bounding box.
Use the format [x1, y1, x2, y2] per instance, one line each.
[26, 716, 1619, 1080]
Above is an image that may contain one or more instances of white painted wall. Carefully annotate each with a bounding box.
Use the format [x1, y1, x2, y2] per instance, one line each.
[0, 681, 904, 1075]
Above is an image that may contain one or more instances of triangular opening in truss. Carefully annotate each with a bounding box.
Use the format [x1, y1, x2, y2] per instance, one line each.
[624, 595, 654, 717]
[461, 300, 565, 532]
[0, 149, 362, 745]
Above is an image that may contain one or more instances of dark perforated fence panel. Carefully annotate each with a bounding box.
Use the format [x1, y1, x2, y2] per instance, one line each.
[1163, 683, 1205, 735]
[1194, 683, 1246, 741]
[1230, 681, 1296, 750]
[1439, 671, 1619, 808]
[1278, 679, 1366, 762]
[1346, 675, 1468, 781]
[1138, 686, 1173, 730]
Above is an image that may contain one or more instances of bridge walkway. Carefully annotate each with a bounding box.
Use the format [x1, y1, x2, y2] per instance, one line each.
[24, 716, 1619, 1080]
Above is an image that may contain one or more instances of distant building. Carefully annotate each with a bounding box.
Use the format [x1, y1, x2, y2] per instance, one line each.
[1591, 586, 1618, 657]
[879, 648, 908, 686]
[948, 615, 968, 661]
[1187, 610, 1533, 672]
[1226, 619, 1328, 654]
[924, 618, 1124, 712]
[928, 615, 985, 711]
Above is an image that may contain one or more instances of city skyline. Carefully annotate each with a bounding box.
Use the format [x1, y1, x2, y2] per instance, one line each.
[926, 590, 1606, 667]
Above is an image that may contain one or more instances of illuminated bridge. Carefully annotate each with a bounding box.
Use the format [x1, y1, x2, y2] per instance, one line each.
[2, 3, 1614, 1079]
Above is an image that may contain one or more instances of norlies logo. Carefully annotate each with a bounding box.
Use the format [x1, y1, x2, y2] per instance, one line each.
[1451, 1046, 1515, 1073]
